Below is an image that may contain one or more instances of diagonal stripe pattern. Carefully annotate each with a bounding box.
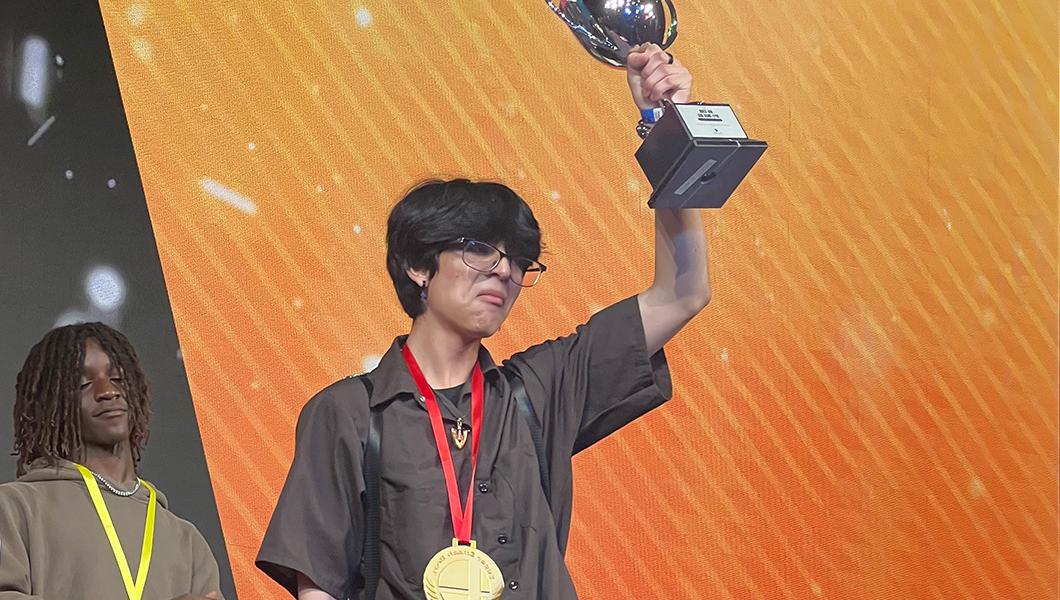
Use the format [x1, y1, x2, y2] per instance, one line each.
[98, 1, 1058, 598]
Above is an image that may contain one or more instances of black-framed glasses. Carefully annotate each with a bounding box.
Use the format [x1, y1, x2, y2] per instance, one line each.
[448, 237, 547, 287]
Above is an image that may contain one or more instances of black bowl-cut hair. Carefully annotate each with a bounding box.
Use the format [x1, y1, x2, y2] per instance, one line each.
[386, 179, 542, 318]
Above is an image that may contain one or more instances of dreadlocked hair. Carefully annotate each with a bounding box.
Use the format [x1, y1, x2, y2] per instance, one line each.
[13, 322, 151, 478]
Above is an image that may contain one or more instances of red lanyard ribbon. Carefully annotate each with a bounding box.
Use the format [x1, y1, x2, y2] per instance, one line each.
[401, 344, 484, 544]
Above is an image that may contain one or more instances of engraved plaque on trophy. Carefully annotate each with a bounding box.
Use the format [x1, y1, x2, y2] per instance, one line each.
[545, 0, 767, 208]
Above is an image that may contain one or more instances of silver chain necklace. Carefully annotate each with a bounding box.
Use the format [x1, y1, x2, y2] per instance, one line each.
[90, 471, 141, 497]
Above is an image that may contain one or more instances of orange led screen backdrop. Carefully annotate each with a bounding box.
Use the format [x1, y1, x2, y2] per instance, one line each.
[98, 1, 1057, 598]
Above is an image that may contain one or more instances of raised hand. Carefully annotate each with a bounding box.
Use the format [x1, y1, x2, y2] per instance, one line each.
[625, 43, 693, 110]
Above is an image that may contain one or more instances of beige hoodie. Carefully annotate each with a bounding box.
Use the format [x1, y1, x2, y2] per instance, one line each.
[0, 459, 223, 600]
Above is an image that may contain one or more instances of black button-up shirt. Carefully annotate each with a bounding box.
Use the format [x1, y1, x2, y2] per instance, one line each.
[256, 296, 672, 599]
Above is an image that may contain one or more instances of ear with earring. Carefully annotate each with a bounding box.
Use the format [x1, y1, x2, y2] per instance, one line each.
[419, 280, 428, 301]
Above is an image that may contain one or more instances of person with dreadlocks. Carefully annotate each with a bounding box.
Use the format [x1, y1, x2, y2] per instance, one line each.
[0, 322, 224, 600]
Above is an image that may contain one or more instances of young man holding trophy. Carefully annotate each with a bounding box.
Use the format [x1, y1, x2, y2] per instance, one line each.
[258, 3, 734, 595]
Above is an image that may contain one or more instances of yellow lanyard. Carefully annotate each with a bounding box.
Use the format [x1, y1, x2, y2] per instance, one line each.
[74, 463, 157, 600]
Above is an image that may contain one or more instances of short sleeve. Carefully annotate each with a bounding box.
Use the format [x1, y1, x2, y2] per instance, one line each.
[188, 527, 224, 599]
[0, 488, 41, 599]
[256, 380, 368, 599]
[505, 295, 673, 455]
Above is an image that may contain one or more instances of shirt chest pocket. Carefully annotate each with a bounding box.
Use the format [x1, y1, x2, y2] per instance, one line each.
[380, 454, 532, 589]
[471, 468, 529, 577]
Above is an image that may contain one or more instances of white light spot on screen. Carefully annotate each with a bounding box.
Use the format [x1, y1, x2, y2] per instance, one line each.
[247, 142, 256, 151]
[86, 266, 127, 311]
[549, 190, 560, 201]
[1015, 245, 1025, 259]
[26, 115, 55, 146]
[127, 4, 147, 26]
[19, 36, 50, 110]
[353, 224, 362, 234]
[65, 169, 74, 180]
[627, 177, 640, 193]
[810, 580, 823, 596]
[355, 6, 373, 27]
[107, 178, 117, 189]
[362, 355, 381, 372]
[55, 309, 89, 327]
[969, 477, 986, 498]
[315, 184, 324, 193]
[200, 177, 258, 214]
[292, 297, 304, 309]
[719, 347, 729, 363]
[132, 38, 153, 62]
[54, 54, 64, 66]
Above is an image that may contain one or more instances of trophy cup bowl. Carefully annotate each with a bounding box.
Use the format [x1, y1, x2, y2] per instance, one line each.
[545, 0, 678, 67]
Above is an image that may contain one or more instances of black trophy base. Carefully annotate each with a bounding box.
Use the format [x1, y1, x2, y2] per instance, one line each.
[635, 103, 767, 209]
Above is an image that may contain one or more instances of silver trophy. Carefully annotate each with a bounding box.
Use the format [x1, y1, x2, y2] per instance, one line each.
[545, 0, 678, 67]
[545, 0, 766, 209]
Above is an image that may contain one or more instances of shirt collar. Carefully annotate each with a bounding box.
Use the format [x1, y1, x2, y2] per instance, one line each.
[368, 336, 501, 407]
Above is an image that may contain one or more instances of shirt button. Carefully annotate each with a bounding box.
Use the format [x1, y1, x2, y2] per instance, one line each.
[478, 482, 490, 494]
[508, 581, 519, 590]
[497, 534, 509, 544]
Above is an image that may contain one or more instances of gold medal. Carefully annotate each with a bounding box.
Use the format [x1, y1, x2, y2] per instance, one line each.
[424, 539, 504, 600]
[403, 348, 498, 599]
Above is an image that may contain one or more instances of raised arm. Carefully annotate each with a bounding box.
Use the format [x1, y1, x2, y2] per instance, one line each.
[639, 208, 711, 355]
[626, 45, 712, 355]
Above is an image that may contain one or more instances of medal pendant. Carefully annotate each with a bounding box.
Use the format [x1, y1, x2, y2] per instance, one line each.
[451, 418, 469, 449]
[424, 538, 504, 600]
